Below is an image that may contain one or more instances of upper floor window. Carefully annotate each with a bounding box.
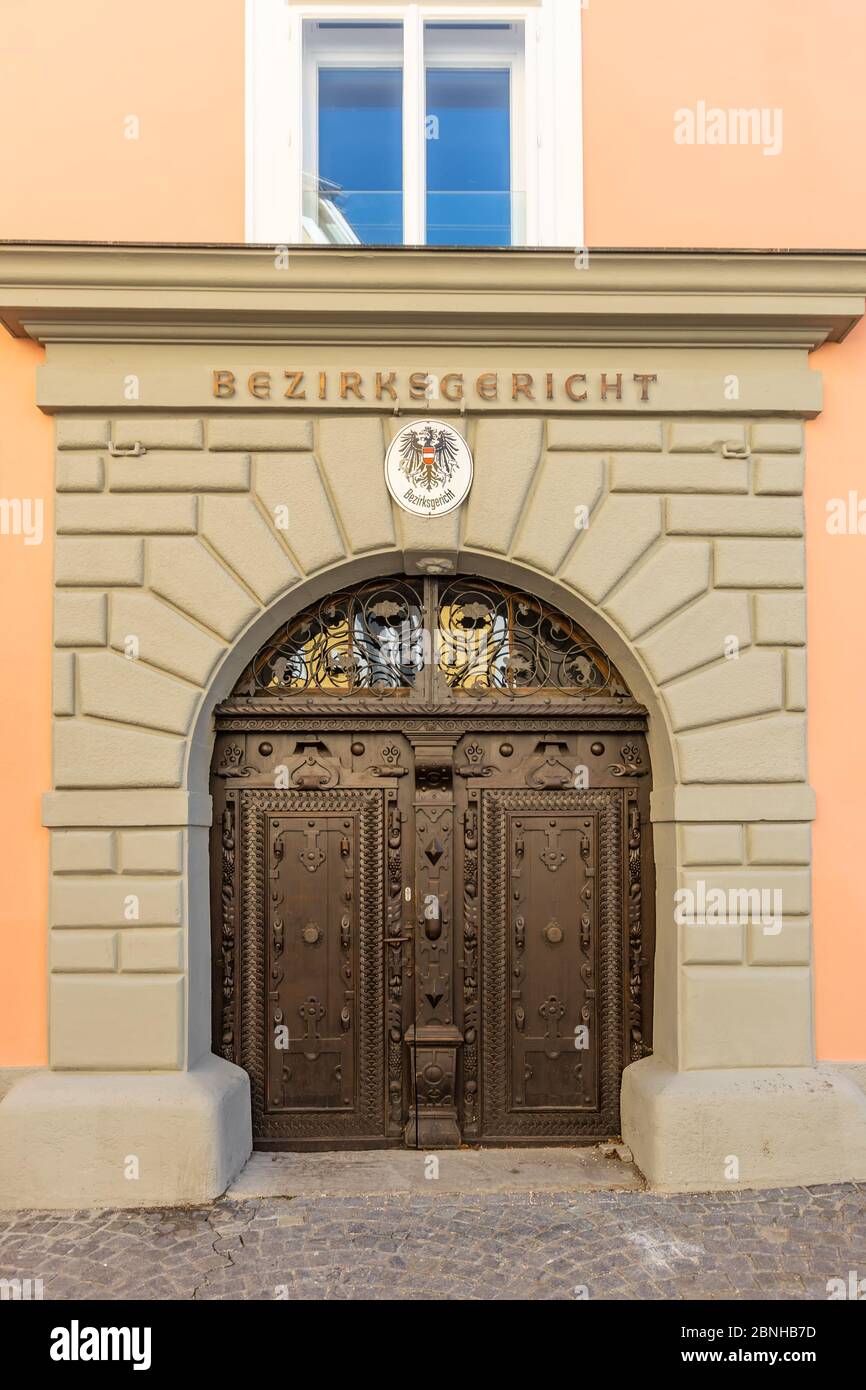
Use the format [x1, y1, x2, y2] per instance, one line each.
[247, 2, 584, 248]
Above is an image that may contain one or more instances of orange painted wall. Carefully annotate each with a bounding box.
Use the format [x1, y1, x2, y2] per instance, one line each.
[581, 0, 866, 1060]
[0, 0, 864, 1063]
[0, 334, 51, 1063]
[0, 0, 243, 1066]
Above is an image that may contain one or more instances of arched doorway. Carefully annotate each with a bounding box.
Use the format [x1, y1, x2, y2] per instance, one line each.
[210, 575, 654, 1150]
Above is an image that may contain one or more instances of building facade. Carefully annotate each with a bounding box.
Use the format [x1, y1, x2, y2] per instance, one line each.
[2, 0, 866, 1207]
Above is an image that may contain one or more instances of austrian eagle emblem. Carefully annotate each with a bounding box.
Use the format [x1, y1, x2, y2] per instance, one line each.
[397, 424, 461, 492]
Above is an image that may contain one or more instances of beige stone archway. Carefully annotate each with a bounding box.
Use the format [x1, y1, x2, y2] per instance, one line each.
[2, 244, 866, 1207]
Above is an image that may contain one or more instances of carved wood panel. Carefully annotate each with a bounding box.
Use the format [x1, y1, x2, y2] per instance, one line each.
[479, 788, 626, 1140]
[211, 705, 654, 1149]
[239, 788, 387, 1145]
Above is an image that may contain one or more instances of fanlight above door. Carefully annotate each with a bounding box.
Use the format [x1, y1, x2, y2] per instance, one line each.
[231, 576, 632, 702]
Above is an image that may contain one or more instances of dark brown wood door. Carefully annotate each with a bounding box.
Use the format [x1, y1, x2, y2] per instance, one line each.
[477, 790, 629, 1141]
[211, 718, 652, 1150]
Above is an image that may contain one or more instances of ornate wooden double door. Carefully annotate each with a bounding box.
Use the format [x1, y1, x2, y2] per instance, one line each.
[211, 577, 654, 1149]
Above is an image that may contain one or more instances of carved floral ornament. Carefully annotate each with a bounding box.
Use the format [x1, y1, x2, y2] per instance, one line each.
[230, 576, 632, 703]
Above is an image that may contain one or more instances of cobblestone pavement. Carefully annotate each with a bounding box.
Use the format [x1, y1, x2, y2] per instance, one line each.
[1, 1184, 865, 1300]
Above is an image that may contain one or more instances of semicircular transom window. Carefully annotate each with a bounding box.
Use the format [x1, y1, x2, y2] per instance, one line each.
[231, 576, 632, 700]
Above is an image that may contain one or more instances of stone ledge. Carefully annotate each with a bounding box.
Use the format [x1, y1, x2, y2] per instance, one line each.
[2, 245, 865, 350]
[651, 784, 816, 823]
[0, 1056, 251, 1210]
[622, 1057, 866, 1191]
[42, 789, 213, 828]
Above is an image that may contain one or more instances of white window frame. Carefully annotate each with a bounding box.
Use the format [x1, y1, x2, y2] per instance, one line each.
[245, 0, 584, 248]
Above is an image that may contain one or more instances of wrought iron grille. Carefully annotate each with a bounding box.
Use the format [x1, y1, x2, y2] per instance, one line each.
[435, 578, 630, 697]
[232, 579, 425, 695]
[231, 576, 631, 699]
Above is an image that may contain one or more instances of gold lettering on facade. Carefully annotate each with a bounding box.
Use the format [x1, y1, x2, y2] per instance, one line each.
[248, 371, 271, 399]
[340, 371, 364, 400]
[565, 373, 588, 402]
[213, 370, 236, 398]
[375, 371, 398, 401]
[211, 367, 658, 405]
[512, 373, 535, 401]
[284, 370, 306, 400]
[409, 372, 429, 400]
[633, 372, 658, 402]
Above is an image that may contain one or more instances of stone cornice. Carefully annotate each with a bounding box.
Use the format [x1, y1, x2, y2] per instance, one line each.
[0, 243, 865, 349]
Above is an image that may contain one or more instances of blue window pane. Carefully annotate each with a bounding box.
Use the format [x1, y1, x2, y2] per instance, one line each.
[426, 69, 511, 246]
[318, 69, 403, 244]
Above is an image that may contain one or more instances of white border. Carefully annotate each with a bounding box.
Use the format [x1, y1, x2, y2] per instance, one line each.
[245, 0, 584, 246]
[385, 418, 474, 516]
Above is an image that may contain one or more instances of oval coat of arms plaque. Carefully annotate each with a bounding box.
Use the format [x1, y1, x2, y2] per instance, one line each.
[385, 418, 473, 517]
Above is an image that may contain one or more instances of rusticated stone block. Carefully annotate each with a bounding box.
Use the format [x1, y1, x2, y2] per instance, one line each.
[750, 420, 804, 453]
[753, 455, 805, 496]
[255, 454, 344, 574]
[786, 649, 806, 711]
[667, 496, 803, 536]
[561, 494, 662, 604]
[54, 591, 107, 647]
[109, 452, 250, 492]
[52, 875, 183, 928]
[113, 417, 203, 450]
[747, 919, 811, 965]
[56, 454, 105, 492]
[512, 455, 604, 574]
[148, 538, 258, 642]
[747, 823, 811, 865]
[610, 454, 748, 492]
[547, 419, 662, 451]
[668, 422, 747, 453]
[120, 929, 184, 972]
[637, 591, 751, 684]
[680, 823, 744, 866]
[676, 715, 806, 784]
[56, 418, 110, 450]
[56, 495, 197, 534]
[52, 830, 116, 874]
[755, 593, 806, 646]
[54, 721, 185, 789]
[78, 651, 199, 736]
[605, 541, 709, 639]
[120, 830, 183, 875]
[55, 539, 144, 586]
[682, 967, 811, 1067]
[53, 654, 75, 716]
[681, 923, 744, 965]
[714, 539, 804, 588]
[208, 417, 313, 451]
[200, 495, 297, 604]
[50, 975, 184, 1069]
[109, 591, 225, 687]
[318, 417, 395, 553]
[51, 930, 117, 973]
[664, 650, 783, 732]
[680, 867, 810, 915]
[463, 418, 544, 554]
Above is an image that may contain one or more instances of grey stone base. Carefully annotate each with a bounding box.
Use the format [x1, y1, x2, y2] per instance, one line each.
[622, 1055, 866, 1191]
[229, 1145, 643, 1199]
[0, 1054, 251, 1210]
